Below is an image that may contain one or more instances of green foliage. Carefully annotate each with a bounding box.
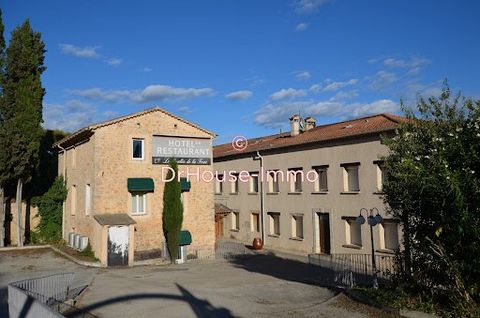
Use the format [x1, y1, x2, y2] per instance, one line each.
[79, 243, 97, 260]
[382, 83, 480, 315]
[162, 159, 183, 262]
[2, 19, 46, 182]
[31, 176, 67, 242]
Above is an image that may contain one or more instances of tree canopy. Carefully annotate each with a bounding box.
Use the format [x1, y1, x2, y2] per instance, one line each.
[382, 84, 480, 315]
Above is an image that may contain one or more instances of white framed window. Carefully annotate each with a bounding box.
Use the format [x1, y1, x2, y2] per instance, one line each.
[249, 172, 259, 193]
[375, 161, 387, 192]
[71, 185, 77, 216]
[85, 184, 91, 215]
[251, 212, 260, 232]
[291, 214, 304, 239]
[231, 211, 240, 230]
[267, 170, 280, 193]
[313, 166, 328, 192]
[268, 212, 281, 236]
[132, 138, 144, 160]
[215, 175, 224, 194]
[380, 220, 399, 251]
[230, 174, 239, 194]
[289, 168, 303, 193]
[131, 192, 147, 214]
[342, 163, 360, 192]
[345, 218, 362, 247]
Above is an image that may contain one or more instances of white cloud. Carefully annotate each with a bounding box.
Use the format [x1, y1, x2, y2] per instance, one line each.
[71, 85, 215, 103]
[59, 44, 100, 58]
[383, 57, 430, 69]
[226, 90, 253, 100]
[309, 83, 322, 93]
[107, 58, 122, 66]
[141, 66, 153, 72]
[323, 79, 358, 92]
[293, 0, 330, 14]
[368, 71, 398, 90]
[295, 23, 309, 31]
[43, 100, 98, 132]
[254, 98, 399, 128]
[294, 71, 311, 81]
[178, 106, 193, 113]
[270, 88, 307, 101]
[330, 90, 359, 101]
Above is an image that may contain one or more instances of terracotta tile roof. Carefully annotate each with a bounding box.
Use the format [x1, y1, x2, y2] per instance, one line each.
[54, 106, 216, 148]
[214, 113, 406, 159]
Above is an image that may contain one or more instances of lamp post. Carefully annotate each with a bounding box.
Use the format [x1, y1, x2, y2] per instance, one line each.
[356, 207, 383, 289]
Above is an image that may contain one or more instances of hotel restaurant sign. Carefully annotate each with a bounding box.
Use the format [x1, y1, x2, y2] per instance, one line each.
[152, 136, 211, 165]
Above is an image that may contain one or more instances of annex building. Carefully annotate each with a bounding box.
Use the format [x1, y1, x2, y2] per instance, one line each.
[213, 113, 405, 258]
[54, 107, 216, 266]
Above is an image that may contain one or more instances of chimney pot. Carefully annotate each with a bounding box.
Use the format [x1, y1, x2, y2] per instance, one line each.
[304, 116, 316, 131]
[289, 114, 300, 137]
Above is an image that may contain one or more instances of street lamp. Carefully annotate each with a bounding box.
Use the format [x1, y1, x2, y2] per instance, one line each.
[356, 207, 383, 289]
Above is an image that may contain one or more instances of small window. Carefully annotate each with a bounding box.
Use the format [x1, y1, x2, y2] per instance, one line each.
[346, 219, 362, 246]
[267, 170, 280, 193]
[71, 185, 77, 216]
[313, 166, 328, 192]
[342, 163, 360, 192]
[251, 212, 260, 232]
[131, 193, 147, 214]
[291, 214, 304, 239]
[85, 184, 91, 215]
[249, 172, 259, 193]
[376, 162, 387, 192]
[215, 175, 224, 194]
[231, 174, 239, 194]
[132, 139, 144, 160]
[268, 212, 281, 236]
[289, 168, 303, 193]
[381, 221, 399, 251]
[231, 211, 240, 230]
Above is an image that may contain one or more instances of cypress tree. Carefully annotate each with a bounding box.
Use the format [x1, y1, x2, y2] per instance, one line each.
[0, 9, 8, 247]
[162, 159, 184, 262]
[3, 20, 46, 246]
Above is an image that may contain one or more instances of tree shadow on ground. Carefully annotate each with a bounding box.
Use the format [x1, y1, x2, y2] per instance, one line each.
[227, 252, 373, 289]
[65, 283, 236, 318]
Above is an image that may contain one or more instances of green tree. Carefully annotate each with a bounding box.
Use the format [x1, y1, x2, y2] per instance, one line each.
[382, 84, 480, 314]
[3, 20, 46, 246]
[0, 9, 8, 247]
[31, 175, 67, 242]
[162, 159, 183, 262]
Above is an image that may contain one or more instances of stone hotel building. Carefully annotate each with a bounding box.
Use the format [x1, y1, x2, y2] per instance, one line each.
[213, 113, 405, 257]
[54, 107, 216, 266]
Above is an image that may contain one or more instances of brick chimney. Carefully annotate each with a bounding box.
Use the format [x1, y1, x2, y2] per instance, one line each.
[290, 114, 300, 137]
[304, 116, 316, 131]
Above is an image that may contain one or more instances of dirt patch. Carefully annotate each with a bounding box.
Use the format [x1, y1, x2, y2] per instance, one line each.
[330, 293, 401, 318]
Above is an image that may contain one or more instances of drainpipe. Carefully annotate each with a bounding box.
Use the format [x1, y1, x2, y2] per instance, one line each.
[58, 144, 67, 240]
[255, 151, 266, 245]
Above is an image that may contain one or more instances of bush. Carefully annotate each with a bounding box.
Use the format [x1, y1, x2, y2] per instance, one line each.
[31, 175, 67, 243]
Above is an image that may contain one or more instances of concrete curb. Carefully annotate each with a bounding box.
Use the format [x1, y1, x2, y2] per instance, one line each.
[49, 245, 103, 268]
[0, 245, 50, 251]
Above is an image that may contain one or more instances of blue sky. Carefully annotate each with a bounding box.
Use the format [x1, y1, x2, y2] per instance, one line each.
[4, 0, 480, 144]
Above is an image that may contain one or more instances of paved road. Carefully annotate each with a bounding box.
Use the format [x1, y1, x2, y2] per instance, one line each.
[0, 248, 392, 318]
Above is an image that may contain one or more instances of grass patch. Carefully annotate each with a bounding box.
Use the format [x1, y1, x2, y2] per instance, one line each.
[352, 286, 480, 317]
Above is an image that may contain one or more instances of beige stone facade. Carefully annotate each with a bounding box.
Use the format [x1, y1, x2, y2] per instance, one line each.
[56, 107, 216, 266]
[213, 114, 403, 257]
[5, 200, 39, 246]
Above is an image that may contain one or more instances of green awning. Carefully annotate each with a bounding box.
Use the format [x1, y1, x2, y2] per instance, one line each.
[127, 178, 155, 192]
[180, 178, 191, 192]
[179, 230, 192, 245]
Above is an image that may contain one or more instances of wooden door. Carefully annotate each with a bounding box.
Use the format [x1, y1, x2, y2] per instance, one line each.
[318, 213, 331, 254]
[215, 215, 224, 240]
